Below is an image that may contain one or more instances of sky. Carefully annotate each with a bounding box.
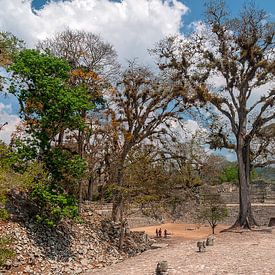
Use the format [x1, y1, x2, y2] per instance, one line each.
[0, 0, 274, 160]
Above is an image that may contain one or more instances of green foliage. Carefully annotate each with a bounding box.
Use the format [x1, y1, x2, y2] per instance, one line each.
[6, 49, 93, 223]
[0, 142, 44, 200]
[0, 236, 15, 267]
[1, 139, 38, 173]
[0, 32, 24, 66]
[0, 142, 79, 226]
[31, 183, 78, 227]
[0, 150, 48, 222]
[220, 164, 257, 185]
[45, 148, 87, 193]
[198, 193, 228, 234]
[0, 209, 10, 221]
[9, 49, 94, 152]
[220, 165, 239, 183]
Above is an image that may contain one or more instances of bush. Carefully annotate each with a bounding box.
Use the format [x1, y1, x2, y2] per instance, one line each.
[31, 183, 78, 227]
[0, 152, 48, 221]
[0, 209, 9, 221]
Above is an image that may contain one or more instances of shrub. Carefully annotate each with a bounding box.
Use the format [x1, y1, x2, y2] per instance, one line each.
[31, 183, 78, 227]
[198, 193, 228, 234]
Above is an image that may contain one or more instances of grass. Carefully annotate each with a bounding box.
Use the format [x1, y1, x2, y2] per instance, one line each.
[0, 236, 15, 268]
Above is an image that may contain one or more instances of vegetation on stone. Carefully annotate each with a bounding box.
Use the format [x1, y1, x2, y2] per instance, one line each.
[0, 235, 15, 268]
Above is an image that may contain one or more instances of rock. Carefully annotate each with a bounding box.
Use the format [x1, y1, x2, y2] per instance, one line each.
[1, 202, 152, 275]
[156, 261, 168, 275]
[74, 268, 83, 274]
[24, 266, 32, 273]
[151, 243, 169, 249]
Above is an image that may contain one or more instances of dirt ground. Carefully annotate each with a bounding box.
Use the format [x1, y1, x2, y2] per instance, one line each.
[92, 223, 275, 275]
[132, 222, 228, 240]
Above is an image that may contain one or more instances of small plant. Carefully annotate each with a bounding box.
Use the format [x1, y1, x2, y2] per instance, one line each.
[0, 209, 10, 221]
[0, 236, 15, 268]
[198, 193, 228, 234]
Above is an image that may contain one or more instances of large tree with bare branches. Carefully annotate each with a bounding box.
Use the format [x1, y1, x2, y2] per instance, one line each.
[153, 1, 275, 228]
[101, 63, 186, 222]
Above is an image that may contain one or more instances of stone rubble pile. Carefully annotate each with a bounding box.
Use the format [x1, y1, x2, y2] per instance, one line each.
[0, 203, 152, 274]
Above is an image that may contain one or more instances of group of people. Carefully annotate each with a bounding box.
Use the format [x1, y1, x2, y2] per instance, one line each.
[155, 228, 168, 238]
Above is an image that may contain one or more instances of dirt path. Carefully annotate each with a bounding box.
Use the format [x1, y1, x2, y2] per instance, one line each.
[90, 223, 275, 275]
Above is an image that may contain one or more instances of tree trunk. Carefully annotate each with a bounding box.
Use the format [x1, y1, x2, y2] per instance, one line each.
[233, 141, 257, 229]
[111, 158, 125, 222]
[78, 180, 83, 213]
[212, 225, 216, 235]
[112, 193, 123, 222]
[88, 176, 93, 201]
[118, 198, 125, 250]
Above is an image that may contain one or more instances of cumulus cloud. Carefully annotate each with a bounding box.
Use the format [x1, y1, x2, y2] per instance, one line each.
[0, 0, 188, 65]
[168, 118, 206, 142]
[0, 103, 20, 143]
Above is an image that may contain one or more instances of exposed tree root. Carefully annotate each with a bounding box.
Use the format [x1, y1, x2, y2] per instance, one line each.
[221, 215, 259, 233]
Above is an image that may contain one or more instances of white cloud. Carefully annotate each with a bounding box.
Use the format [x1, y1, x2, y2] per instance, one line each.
[0, 0, 188, 65]
[0, 103, 20, 143]
[169, 118, 206, 142]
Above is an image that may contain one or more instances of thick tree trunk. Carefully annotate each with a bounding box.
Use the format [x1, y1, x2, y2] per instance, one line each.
[111, 154, 127, 222]
[112, 192, 123, 222]
[118, 198, 125, 250]
[233, 141, 257, 229]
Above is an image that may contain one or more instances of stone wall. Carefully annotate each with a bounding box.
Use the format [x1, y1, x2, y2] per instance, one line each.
[86, 202, 159, 228]
[224, 204, 275, 226]
[85, 182, 275, 228]
[201, 182, 275, 226]
[201, 182, 275, 204]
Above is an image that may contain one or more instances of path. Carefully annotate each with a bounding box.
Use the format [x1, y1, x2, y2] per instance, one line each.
[90, 224, 275, 275]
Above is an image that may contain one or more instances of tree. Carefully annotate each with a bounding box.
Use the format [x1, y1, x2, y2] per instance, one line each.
[38, 30, 120, 204]
[198, 192, 228, 234]
[0, 32, 23, 67]
[123, 143, 200, 221]
[153, 1, 275, 228]
[220, 164, 239, 184]
[100, 63, 186, 221]
[0, 32, 24, 92]
[9, 49, 94, 213]
[37, 29, 119, 81]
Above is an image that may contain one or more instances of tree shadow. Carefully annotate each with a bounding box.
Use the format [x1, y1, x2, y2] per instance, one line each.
[6, 189, 75, 261]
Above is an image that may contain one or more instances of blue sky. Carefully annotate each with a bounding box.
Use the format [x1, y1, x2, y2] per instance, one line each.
[32, 0, 275, 24]
[0, 0, 274, 156]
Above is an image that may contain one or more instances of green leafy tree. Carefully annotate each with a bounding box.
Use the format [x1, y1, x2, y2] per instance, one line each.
[198, 193, 228, 234]
[9, 49, 94, 154]
[8, 49, 94, 218]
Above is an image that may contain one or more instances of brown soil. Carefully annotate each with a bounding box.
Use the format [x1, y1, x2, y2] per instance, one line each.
[132, 222, 228, 240]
